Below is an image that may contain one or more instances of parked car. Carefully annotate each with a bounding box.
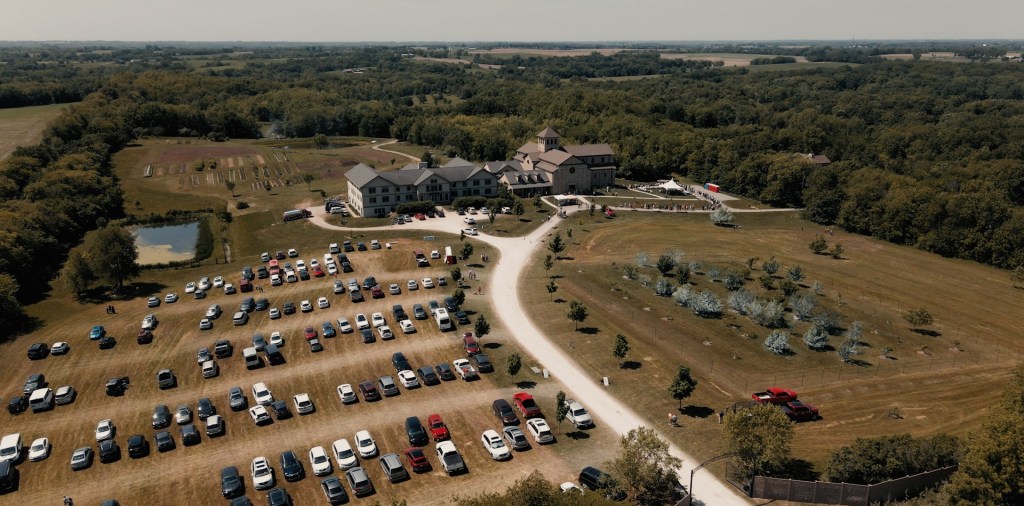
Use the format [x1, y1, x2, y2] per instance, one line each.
[435, 441, 466, 475]
[229, 387, 248, 411]
[345, 466, 374, 497]
[309, 446, 333, 476]
[270, 400, 291, 420]
[127, 434, 149, 458]
[252, 383, 273, 405]
[434, 363, 456, 381]
[197, 397, 216, 420]
[206, 414, 225, 437]
[70, 447, 94, 470]
[405, 416, 428, 446]
[95, 419, 115, 441]
[492, 399, 520, 426]
[428, 413, 450, 441]
[27, 342, 48, 359]
[398, 370, 419, 388]
[378, 376, 399, 396]
[354, 430, 378, 458]
[152, 405, 171, 428]
[321, 476, 349, 505]
[513, 392, 543, 418]
[154, 431, 175, 452]
[157, 369, 176, 389]
[293, 393, 314, 414]
[251, 456, 275, 490]
[28, 437, 50, 461]
[473, 353, 493, 373]
[417, 366, 440, 386]
[249, 405, 271, 425]
[175, 404, 192, 425]
[336, 384, 358, 404]
[337, 318, 353, 333]
[221, 466, 244, 499]
[404, 447, 431, 473]
[481, 429, 511, 460]
[379, 453, 409, 483]
[526, 418, 555, 444]
[331, 439, 358, 470]
[50, 341, 70, 355]
[54, 386, 76, 406]
[579, 466, 627, 500]
[280, 450, 305, 482]
[502, 426, 530, 451]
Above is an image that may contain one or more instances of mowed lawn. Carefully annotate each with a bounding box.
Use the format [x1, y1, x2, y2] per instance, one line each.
[2, 239, 620, 505]
[520, 210, 1023, 472]
[0, 103, 70, 160]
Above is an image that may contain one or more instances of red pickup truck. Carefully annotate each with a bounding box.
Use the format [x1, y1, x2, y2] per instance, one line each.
[752, 387, 799, 405]
[781, 401, 819, 422]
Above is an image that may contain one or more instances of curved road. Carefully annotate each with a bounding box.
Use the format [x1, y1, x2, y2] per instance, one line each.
[308, 203, 750, 505]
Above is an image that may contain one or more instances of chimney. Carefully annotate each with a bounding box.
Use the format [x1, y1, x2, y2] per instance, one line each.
[418, 161, 429, 170]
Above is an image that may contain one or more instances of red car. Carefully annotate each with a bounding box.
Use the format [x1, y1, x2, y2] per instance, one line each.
[512, 392, 542, 418]
[371, 285, 384, 298]
[303, 326, 317, 340]
[462, 333, 481, 355]
[404, 447, 431, 472]
[415, 213, 426, 221]
[312, 266, 325, 277]
[427, 413, 450, 441]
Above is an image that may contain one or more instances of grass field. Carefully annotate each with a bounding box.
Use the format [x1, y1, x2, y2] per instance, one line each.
[519, 210, 1022, 475]
[0, 103, 70, 160]
[1, 230, 620, 505]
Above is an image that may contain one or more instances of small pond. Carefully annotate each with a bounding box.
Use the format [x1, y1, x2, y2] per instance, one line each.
[133, 222, 199, 265]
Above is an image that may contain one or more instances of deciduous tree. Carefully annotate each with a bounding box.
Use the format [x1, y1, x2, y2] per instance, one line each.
[567, 300, 588, 330]
[654, 277, 673, 296]
[764, 330, 791, 355]
[474, 314, 490, 337]
[656, 254, 676, 274]
[88, 225, 139, 292]
[762, 257, 779, 276]
[613, 333, 630, 366]
[710, 207, 734, 226]
[545, 280, 557, 300]
[668, 366, 698, 409]
[787, 265, 805, 283]
[60, 250, 95, 298]
[555, 391, 568, 426]
[548, 233, 565, 257]
[452, 288, 466, 306]
[542, 254, 553, 275]
[608, 427, 682, 505]
[506, 353, 522, 379]
[803, 324, 829, 350]
[810, 235, 829, 254]
[461, 242, 474, 260]
[674, 263, 690, 283]
[904, 308, 934, 330]
[723, 404, 794, 477]
[450, 267, 462, 285]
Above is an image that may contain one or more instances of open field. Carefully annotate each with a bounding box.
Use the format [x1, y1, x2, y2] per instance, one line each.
[880, 52, 971, 62]
[520, 210, 1023, 473]
[1, 232, 620, 505]
[0, 103, 69, 160]
[468, 48, 627, 58]
[660, 53, 810, 67]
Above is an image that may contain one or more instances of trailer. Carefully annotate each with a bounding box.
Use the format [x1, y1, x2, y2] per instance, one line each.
[282, 209, 312, 222]
[444, 246, 456, 265]
[704, 183, 720, 193]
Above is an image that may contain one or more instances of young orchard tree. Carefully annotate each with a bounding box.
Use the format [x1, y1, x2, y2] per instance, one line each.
[762, 257, 779, 276]
[690, 290, 722, 316]
[567, 300, 589, 330]
[831, 243, 844, 259]
[623, 264, 638, 279]
[555, 391, 568, 426]
[674, 263, 690, 283]
[225, 180, 236, 196]
[710, 206, 734, 226]
[656, 254, 676, 275]
[779, 279, 799, 296]
[904, 309, 934, 330]
[728, 290, 755, 315]
[791, 293, 816, 320]
[474, 314, 490, 337]
[654, 278, 673, 297]
[635, 251, 649, 268]
[613, 333, 630, 367]
[724, 271, 745, 291]
[545, 280, 557, 301]
[810, 235, 829, 254]
[803, 324, 830, 350]
[547, 233, 565, 258]
[672, 286, 693, 307]
[787, 265, 805, 283]
[542, 255, 553, 275]
[668, 366, 698, 410]
[506, 353, 522, 379]
[838, 338, 861, 363]
[764, 330, 792, 355]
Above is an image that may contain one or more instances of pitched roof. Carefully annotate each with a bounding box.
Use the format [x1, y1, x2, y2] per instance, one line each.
[537, 127, 560, 138]
[538, 150, 580, 166]
[564, 143, 613, 157]
[500, 171, 551, 188]
[444, 157, 474, 168]
[516, 142, 540, 155]
[484, 160, 523, 173]
[345, 163, 382, 188]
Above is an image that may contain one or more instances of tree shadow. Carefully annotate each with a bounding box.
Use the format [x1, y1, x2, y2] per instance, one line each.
[776, 458, 820, 481]
[620, 361, 642, 370]
[565, 430, 591, 441]
[553, 298, 567, 304]
[911, 329, 941, 337]
[466, 263, 485, 268]
[517, 218, 532, 223]
[130, 281, 168, 299]
[561, 256, 575, 261]
[681, 405, 715, 418]
[844, 358, 872, 367]
[483, 342, 502, 350]
[549, 275, 564, 279]
[515, 380, 537, 389]
[577, 327, 600, 335]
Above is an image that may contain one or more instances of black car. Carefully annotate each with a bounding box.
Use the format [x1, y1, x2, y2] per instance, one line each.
[257, 266, 269, 279]
[417, 366, 440, 386]
[215, 339, 233, 358]
[7, 396, 27, 414]
[152, 404, 171, 429]
[492, 399, 519, 425]
[198, 397, 216, 420]
[23, 373, 46, 395]
[137, 330, 154, 344]
[180, 424, 200, 446]
[27, 342, 48, 360]
[98, 336, 116, 349]
[321, 476, 349, 505]
[309, 339, 323, 353]
[436, 209, 445, 217]
[391, 304, 408, 321]
[105, 377, 129, 396]
[405, 416, 428, 446]
[358, 381, 380, 402]
[230, 497, 252, 506]
[473, 353, 494, 373]
[127, 434, 149, 458]
[282, 303, 296, 315]
[229, 387, 248, 411]
[362, 276, 377, 289]
[435, 363, 456, 381]
[356, 242, 367, 251]
[579, 466, 627, 500]
[341, 260, 353, 273]
[413, 304, 427, 320]
[221, 465, 244, 499]
[350, 290, 364, 303]
[154, 431, 175, 452]
[99, 439, 120, 463]
[255, 298, 269, 311]
[360, 328, 375, 343]
[280, 450, 305, 482]
[444, 296, 459, 312]
[242, 266, 254, 280]
[270, 400, 292, 420]
[392, 352, 411, 372]
[321, 322, 336, 338]
[275, 251, 286, 260]
[298, 270, 310, 281]
[267, 487, 292, 506]
[455, 310, 470, 325]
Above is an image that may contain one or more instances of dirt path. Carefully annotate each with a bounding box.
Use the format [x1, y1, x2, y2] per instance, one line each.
[306, 205, 751, 504]
[371, 139, 420, 162]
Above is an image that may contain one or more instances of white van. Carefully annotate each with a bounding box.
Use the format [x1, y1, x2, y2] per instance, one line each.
[202, 360, 219, 378]
[232, 311, 248, 326]
[434, 308, 453, 332]
[0, 434, 22, 463]
[28, 388, 54, 412]
[243, 347, 261, 369]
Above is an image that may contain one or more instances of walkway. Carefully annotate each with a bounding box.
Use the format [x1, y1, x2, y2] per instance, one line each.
[370, 139, 420, 162]
[307, 204, 751, 505]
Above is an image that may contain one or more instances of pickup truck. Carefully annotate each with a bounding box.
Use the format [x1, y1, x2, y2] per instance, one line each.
[453, 359, 478, 381]
[435, 441, 465, 474]
[781, 401, 819, 422]
[752, 387, 798, 405]
[513, 392, 543, 418]
[564, 399, 594, 429]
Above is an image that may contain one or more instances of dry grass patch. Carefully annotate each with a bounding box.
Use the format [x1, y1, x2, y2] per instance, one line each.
[0, 103, 70, 160]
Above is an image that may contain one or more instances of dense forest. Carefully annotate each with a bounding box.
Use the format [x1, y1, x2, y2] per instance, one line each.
[2, 43, 1024, 339]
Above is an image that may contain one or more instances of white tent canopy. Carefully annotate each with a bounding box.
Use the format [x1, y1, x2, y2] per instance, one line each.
[656, 180, 687, 193]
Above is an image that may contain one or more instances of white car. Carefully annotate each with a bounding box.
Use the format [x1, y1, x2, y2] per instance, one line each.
[249, 405, 271, 425]
[430, 250, 440, 259]
[199, 318, 213, 331]
[327, 263, 338, 275]
[261, 252, 271, 262]
[526, 418, 555, 444]
[185, 282, 197, 294]
[328, 243, 339, 254]
[270, 331, 284, 347]
[251, 456, 275, 490]
[462, 228, 479, 236]
[371, 312, 385, 327]
[213, 276, 224, 288]
[309, 446, 333, 476]
[481, 430, 511, 461]
[422, 277, 435, 289]
[300, 300, 313, 312]
[337, 384, 357, 404]
[397, 370, 419, 388]
[389, 283, 401, 295]
[252, 382, 273, 405]
[287, 248, 298, 258]
[398, 319, 416, 333]
[331, 439, 358, 470]
[453, 358, 477, 380]
[407, 279, 418, 290]
[95, 419, 115, 442]
[377, 325, 394, 340]
[50, 342, 70, 355]
[205, 304, 222, 319]
[296, 260, 306, 272]
[141, 314, 157, 330]
[560, 482, 584, 494]
[198, 277, 211, 291]
[269, 308, 281, 319]
[463, 216, 476, 224]
[175, 404, 192, 425]
[479, 207, 490, 215]
[354, 430, 377, 458]
[223, 283, 235, 294]
[164, 293, 178, 303]
[28, 437, 50, 461]
[318, 296, 330, 309]
[293, 393, 314, 414]
[355, 314, 369, 330]
[337, 318, 353, 333]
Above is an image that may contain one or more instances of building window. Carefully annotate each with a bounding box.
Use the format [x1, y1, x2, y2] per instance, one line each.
[383, 196, 390, 203]
[569, 167, 576, 174]
[369, 188, 377, 194]
[369, 197, 377, 204]
[381, 187, 389, 193]
[485, 188, 492, 195]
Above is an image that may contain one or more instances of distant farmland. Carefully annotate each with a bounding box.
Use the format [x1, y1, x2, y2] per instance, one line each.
[0, 103, 69, 160]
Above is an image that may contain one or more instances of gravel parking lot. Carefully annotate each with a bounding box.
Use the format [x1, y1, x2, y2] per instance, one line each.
[0, 241, 618, 505]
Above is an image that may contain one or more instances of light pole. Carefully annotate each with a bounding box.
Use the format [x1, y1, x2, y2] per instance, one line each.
[687, 452, 738, 506]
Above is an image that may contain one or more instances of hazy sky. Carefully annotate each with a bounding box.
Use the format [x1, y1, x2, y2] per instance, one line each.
[4, 0, 1022, 42]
